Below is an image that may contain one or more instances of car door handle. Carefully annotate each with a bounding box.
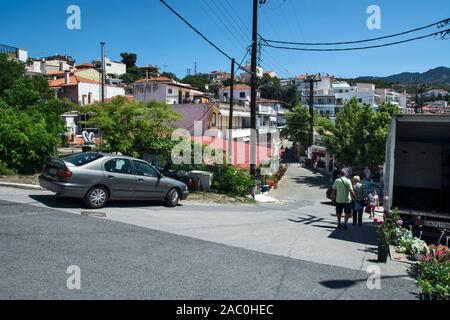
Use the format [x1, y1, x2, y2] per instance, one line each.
[107, 175, 115, 179]
[137, 178, 144, 183]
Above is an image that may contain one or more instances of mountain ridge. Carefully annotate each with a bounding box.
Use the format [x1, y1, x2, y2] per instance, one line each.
[354, 66, 450, 85]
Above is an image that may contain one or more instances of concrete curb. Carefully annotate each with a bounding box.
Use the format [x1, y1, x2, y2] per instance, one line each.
[0, 182, 44, 191]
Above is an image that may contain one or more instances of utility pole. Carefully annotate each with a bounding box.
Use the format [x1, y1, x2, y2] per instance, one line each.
[194, 61, 197, 75]
[100, 42, 106, 102]
[186, 68, 191, 77]
[228, 58, 235, 165]
[303, 74, 321, 147]
[250, 0, 264, 178]
[413, 77, 423, 114]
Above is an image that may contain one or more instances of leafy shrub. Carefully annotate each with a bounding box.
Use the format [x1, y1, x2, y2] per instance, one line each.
[414, 260, 450, 299]
[0, 160, 14, 176]
[211, 165, 256, 196]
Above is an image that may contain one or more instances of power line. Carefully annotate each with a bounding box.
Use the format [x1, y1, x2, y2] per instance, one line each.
[260, 28, 450, 51]
[200, 0, 249, 53]
[261, 18, 449, 46]
[186, 48, 251, 131]
[160, 0, 245, 70]
[214, 0, 251, 48]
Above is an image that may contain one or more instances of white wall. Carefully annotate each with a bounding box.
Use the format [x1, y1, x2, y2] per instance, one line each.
[105, 58, 126, 76]
[78, 82, 125, 105]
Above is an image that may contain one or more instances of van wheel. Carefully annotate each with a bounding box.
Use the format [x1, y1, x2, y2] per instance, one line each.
[165, 188, 180, 207]
[84, 186, 109, 209]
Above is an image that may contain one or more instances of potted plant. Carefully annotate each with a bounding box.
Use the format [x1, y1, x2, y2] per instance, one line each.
[377, 220, 390, 263]
[260, 176, 270, 193]
[409, 245, 450, 300]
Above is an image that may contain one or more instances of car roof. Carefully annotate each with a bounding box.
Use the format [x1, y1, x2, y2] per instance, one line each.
[75, 152, 145, 162]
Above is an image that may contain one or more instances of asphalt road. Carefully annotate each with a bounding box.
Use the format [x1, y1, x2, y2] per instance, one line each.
[0, 197, 418, 300]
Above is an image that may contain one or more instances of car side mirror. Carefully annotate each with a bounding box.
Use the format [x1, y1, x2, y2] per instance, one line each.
[157, 172, 163, 179]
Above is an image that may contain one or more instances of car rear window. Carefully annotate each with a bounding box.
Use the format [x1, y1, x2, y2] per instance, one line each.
[62, 153, 104, 166]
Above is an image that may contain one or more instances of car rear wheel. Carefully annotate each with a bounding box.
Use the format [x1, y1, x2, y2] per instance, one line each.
[84, 186, 109, 209]
[165, 188, 180, 207]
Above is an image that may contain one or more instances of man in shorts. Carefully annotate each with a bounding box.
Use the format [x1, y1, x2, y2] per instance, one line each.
[332, 169, 355, 229]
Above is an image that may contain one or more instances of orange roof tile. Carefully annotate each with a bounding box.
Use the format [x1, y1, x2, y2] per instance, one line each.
[223, 84, 251, 90]
[48, 75, 100, 87]
[135, 76, 173, 83]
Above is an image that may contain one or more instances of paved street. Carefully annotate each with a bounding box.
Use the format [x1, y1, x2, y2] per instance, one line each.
[0, 165, 418, 299]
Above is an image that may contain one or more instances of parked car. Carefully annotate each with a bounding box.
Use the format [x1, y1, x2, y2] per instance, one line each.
[39, 152, 189, 209]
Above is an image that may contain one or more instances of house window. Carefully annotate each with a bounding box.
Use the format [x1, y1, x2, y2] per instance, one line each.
[358, 98, 363, 103]
[168, 88, 173, 94]
[240, 92, 245, 98]
[336, 98, 343, 105]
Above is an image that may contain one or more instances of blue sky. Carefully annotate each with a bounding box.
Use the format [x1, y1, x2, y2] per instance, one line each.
[1, 0, 449, 79]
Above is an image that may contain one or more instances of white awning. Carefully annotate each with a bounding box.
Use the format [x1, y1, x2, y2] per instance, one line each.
[270, 116, 277, 122]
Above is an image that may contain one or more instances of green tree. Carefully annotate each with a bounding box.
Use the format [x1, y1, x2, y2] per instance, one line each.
[120, 52, 137, 69]
[84, 96, 181, 158]
[257, 75, 282, 100]
[280, 83, 300, 107]
[0, 53, 25, 94]
[181, 73, 209, 92]
[318, 97, 400, 168]
[282, 104, 310, 155]
[0, 54, 71, 173]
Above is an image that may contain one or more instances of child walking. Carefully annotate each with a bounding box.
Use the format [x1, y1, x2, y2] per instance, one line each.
[368, 191, 379, 219]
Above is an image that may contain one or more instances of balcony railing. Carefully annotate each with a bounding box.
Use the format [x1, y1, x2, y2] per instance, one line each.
[0, 44, 18, 59]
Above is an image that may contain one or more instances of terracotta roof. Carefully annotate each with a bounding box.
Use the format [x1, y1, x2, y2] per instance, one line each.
[48, 75, 100, 87]
[135, 76, 173, 83]
[76, 63, 95, 68]
[223, 84, 251, 90]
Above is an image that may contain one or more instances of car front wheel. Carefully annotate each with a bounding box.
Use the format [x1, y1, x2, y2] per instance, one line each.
[165, 188, 180, 207]
[84, 186, 109, 209]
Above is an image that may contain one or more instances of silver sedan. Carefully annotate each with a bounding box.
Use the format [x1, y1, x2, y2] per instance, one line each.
[39, 152, 189, 209]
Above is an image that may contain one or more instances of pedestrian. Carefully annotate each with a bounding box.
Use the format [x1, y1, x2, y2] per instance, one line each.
[368, 191, 379, 220]
[352, 176, 367, 226]
[332, 169, 355, 230]
[363, 166, 372, 181]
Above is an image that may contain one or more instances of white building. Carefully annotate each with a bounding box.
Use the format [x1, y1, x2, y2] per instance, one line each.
[104, 57, 126, 76]
[239, 63, 263, 82]
[220, 84, 261, 102]
[375, 88, 407, 112]
[49, 71, 126, 136]
[133, 76, 204, 104]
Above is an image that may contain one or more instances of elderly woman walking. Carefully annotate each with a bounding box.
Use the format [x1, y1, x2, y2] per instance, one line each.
[352, 176, 367, 226]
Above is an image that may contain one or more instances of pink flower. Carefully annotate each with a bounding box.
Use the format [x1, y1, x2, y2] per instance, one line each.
[379, 221, 385, 225]
[373, 218, 378, 223]
[396, 220, 403, 226]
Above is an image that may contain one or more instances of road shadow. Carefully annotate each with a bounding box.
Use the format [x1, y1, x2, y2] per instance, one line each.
[288, 213, 379, 246]
[289, 175, 330, 189]
[320, 274, 416, 292]
[29, 194, 177, 210]
[328, 223, 379, 246]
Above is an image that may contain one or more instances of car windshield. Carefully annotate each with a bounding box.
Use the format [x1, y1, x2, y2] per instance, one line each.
[62, 153, 104, 166]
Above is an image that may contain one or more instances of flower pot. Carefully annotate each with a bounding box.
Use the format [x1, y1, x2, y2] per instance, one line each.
[378, 245, 389, 263]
